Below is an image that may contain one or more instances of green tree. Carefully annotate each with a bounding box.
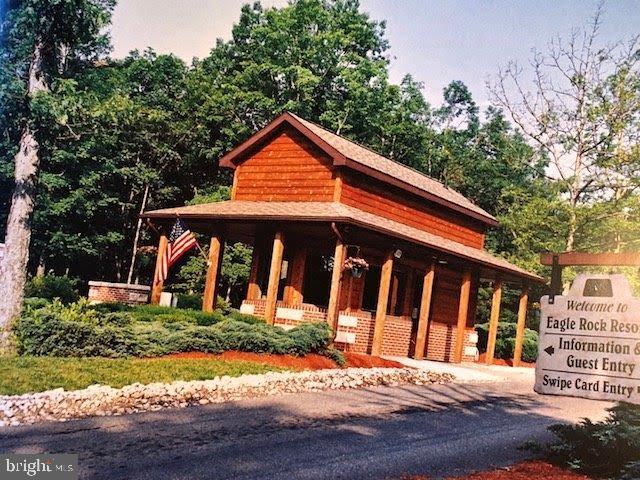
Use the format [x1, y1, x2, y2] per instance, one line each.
[0, 0, 115, 338]
[489, 6, 640, 252]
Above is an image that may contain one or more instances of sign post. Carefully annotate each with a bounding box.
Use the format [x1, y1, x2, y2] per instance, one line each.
[535, 273, 640, 405]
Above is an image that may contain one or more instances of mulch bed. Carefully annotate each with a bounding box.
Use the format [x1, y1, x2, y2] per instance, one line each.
[163, 351, 406, 371]
[402, 461, 592, 480]
[476, 353, 536, 368]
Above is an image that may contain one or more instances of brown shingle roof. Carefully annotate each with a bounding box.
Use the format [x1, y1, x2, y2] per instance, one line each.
[218, 112, 498, 226]
[287, 113, 496, 224]
[143, 201, 541, 283]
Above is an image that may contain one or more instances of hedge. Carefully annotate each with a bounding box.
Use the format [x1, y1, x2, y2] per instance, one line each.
[476, 322, 538, 362]
[14, 300, 337, 360]
[548, 403, 640, 479]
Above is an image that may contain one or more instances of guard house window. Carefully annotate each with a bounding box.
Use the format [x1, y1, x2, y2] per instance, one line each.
[583, 279, 613, 297]
[302, 252, 333, 307]
[362, 265, 381, 311]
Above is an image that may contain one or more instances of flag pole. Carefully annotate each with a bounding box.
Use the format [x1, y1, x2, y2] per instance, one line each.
[175, 213, 211, 265]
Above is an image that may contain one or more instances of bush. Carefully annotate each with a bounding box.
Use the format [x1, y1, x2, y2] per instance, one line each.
[23, 297, 51, 310]
[175, 293, 202, 310]
[15, 300, 138, 358]
[548, 403, 640, 479]
[15, 300, 333, 359]
[24, 275, 79, 304]
[476, 322, 538, 362]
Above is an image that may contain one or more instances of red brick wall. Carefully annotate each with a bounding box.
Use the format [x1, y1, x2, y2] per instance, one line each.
[240, 299, 478, 362]
[425, 322, 477, 362]
[88, 282, 150, 305]
[381, 315, 413, 357]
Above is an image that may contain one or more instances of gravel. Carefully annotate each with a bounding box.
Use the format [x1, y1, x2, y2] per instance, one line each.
[0, 367, 453, 427]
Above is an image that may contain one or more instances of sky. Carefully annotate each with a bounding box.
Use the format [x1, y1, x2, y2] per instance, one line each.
[110, 0, 640, 107]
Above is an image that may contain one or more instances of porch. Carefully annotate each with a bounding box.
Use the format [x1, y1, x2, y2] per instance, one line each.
[144, 201, 543, 364]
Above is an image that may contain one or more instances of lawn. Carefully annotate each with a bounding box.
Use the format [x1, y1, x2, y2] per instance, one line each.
[0, 356, 286, 396]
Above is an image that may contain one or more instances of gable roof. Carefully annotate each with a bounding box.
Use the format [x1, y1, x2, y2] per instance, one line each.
[143, 200, 542, 283]
[219, 112, 498, 227]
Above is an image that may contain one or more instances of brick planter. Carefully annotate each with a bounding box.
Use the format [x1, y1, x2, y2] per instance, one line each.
[88, 281, 150, 305]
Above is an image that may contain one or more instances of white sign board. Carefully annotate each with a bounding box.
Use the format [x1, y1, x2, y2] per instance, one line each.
[535, 274, 640, 404]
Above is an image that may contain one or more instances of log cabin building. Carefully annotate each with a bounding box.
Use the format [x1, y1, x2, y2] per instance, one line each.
[143, 112, 543, 364]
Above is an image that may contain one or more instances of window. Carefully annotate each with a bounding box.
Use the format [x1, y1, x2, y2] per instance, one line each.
[389, 271, 407, 316]
[301, 252, 333, 307]
[361, 265, 381, 311]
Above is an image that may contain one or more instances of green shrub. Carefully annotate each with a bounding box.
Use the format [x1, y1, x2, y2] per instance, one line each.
[23, 297, 51, 310]
[548, 403, 640, 479]
[14, 302, 139, 358]
[24, 275, 79, 304]
[15, 301, 333, 359]
[175, 293, 202, 310]
[476, 322, 538, 362]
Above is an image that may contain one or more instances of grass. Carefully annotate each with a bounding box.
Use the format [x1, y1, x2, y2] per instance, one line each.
[0, 356, 287, 396]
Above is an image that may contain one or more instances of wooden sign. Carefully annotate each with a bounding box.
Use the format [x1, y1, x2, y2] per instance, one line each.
[535, 274, 640, 404]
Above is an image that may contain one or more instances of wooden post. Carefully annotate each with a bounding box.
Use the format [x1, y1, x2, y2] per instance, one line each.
[453, 270, 472, 363]
[371, 250, 394, 356]
[150, 233, 168, 305]
[264, 231, 285, 325]
[326, 238, 346, 332]
[485, 279, 503, 364]
[513, 286, 530, 367]
[414, 264, 435, 359]
[202, 235, 224, 312]
[283, 246, 307, 305]
[246, 244, 261, 300]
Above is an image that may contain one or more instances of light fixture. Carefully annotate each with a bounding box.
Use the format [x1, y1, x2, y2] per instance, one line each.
[393, 249, 403, 259]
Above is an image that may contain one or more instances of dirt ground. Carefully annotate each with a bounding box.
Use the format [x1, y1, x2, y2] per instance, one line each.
[164, 351, 406, 370]
[402, 461, 592, 480]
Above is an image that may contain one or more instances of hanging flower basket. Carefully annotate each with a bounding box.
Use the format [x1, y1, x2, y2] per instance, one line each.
[343, 256, 369, 278]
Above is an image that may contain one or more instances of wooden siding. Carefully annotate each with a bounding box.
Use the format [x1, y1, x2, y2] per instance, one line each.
[429, 265, 478, 327]
[340, 172, 486, 248]
[234, 127, 336, 202]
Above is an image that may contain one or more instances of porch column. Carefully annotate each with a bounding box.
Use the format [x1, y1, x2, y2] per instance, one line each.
[264, 231, 285, 325]
[283, 246, 308, 306]
[246, 244, 262, 300]
[414, 264, 435, 359]
[513, 286, 530, 367]
[485, 278, 503, 364]
[202, 235, 224, 312]
[453, 269, 472, 363]
[326, 238, 346, 332]
[150, 233, 168, 305]
[371, 250, 394, 356]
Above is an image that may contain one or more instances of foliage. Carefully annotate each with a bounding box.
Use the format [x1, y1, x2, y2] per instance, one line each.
[0, 356, 283, 396]
[23, 274, 79, 304]
[14, 300, 334, 358]
[475, 322, 538, 363]
[548, 403, 640, 479]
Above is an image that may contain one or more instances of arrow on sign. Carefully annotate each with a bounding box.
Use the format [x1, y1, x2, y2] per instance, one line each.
[544, 345, 555, 356]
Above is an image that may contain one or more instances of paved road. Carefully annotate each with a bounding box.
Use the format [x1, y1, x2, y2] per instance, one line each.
[1, 376, 609, 480]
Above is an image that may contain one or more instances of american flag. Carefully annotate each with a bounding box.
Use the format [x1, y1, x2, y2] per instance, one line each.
[154, 218, 199, 285]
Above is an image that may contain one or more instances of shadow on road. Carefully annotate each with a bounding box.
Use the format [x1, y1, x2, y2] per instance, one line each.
[0, 381, 599, 480]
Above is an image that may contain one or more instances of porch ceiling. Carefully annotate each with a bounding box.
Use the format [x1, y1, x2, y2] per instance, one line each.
[143, 200, 544, 284]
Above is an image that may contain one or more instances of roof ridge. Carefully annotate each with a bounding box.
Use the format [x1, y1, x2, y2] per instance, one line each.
[287, 111, 468, 196]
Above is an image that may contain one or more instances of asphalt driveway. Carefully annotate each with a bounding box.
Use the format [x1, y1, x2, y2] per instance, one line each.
[0, 372, 609, 480]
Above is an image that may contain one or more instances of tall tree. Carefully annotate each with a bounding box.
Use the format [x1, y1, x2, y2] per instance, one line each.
[489, 6, 640, 252]
[0, 0, 115, 337]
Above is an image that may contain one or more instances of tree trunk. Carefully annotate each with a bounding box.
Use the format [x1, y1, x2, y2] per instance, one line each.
[126, 184, 150, 285]
[0, 40, 47, 344]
